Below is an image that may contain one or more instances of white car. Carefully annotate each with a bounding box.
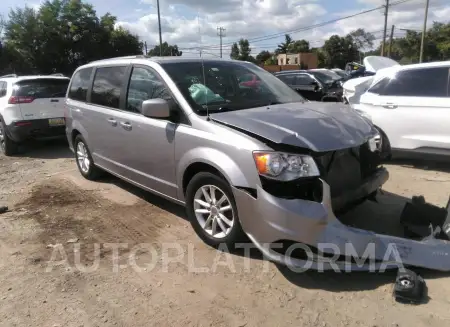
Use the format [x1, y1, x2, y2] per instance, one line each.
[0, 74, 70, 155]
[355, 61, 450, 160]
[342, 56, 399, 105]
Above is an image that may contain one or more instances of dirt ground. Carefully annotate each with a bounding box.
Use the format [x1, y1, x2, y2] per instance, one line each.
[1, 139, 450, 327]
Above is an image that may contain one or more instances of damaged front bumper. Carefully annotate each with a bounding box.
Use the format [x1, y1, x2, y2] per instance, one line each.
[233, 168, 450, 271]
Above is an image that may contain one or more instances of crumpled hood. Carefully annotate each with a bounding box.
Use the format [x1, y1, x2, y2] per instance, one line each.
[210, 102, 377, 152]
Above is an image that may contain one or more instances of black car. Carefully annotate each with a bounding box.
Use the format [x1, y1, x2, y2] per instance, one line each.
[274, 70, 343, 102]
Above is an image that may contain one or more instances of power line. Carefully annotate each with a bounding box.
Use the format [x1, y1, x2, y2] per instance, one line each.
[188, 0, 414, 51]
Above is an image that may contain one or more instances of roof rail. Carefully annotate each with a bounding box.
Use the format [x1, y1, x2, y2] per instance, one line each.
[0, 74, 18, 78]
[50, 73, 65, 76]
[89, 55, 149, 64]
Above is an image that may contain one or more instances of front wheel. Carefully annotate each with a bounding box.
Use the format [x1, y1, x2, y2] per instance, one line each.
[185, 172, 246, 249]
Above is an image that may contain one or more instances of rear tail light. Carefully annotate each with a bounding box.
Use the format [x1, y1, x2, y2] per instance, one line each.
[8, 96, 35, 104]
[15, 121, 32, 127]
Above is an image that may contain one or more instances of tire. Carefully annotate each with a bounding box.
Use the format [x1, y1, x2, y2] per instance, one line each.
[74, 135, 102, 180]
[185, 172, 247, 249]
[0, 123, 19, 156]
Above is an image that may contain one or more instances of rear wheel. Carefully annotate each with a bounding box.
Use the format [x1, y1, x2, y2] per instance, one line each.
[185, 172, 246, 249]
[74, 135, 102, 180]
[0, 124, 19, 156]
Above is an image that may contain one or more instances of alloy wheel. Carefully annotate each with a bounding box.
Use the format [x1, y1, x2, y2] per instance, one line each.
[76, 141, 90, 173]
[193, 185, 234, 239]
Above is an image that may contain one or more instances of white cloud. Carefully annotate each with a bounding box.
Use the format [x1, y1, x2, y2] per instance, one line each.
[117, 0, 450, 58]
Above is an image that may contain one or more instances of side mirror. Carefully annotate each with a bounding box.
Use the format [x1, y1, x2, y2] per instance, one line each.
[141, 98, 170, 119]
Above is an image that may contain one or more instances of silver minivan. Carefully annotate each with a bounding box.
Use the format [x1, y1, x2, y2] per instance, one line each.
[66, 55, 442, 271]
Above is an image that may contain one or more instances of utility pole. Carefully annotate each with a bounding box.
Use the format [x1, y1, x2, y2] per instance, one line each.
[419, 0, 430, 63]
[381, 0, 389, 56]
[217, 27, 226, 58]
[156, 0, 162, 56]
[144, 41, 148, 55]
[388, 25, 395, 57]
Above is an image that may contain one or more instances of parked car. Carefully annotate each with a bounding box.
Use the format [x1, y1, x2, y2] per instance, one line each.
[331, 68, 349, 80]
[65, 55, 450, 271]
[343, 56, 400, 105]
[274, 70, 342, 102]
[355, 61, 450, 160]
[0, 74, 70, 155]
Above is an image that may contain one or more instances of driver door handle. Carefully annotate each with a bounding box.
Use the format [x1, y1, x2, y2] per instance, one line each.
[107, 118, 117, 126]
[382, 103, 397, 109]
[120, 121, 132, 131]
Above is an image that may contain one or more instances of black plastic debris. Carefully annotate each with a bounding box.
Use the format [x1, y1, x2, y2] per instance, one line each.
[400, 196, 448, 239]
[0, 206, 8, 214]
[393, 268, 427, 304]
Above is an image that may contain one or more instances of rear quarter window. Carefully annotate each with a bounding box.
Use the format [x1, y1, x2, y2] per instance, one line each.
[14, 79, 69, 98]
[383, 67, 449, 97]
[68, 68, 94, 102]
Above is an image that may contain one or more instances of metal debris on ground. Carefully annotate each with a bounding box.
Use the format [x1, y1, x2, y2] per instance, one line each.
[393, 268, 427, 304]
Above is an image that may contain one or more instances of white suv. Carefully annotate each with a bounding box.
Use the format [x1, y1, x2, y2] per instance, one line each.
[0, 74, 70, 155]
[356, 61, 450, 160]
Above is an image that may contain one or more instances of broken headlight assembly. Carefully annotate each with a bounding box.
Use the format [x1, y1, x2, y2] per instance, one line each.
[368, 133, 382, 152]
[253, 151, 320, 181]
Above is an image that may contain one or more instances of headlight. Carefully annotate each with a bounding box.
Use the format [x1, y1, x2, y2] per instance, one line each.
[253, 151, 320, 181]
[368, 133, 382, 152]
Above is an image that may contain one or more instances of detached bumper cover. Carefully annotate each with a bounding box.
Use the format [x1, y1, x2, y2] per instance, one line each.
[233, 168, 450, 271]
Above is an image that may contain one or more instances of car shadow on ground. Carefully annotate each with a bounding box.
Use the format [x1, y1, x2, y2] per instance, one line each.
[90, 173, 450, 293]
[275, 191, 450, 293]
[95, 173, 188, 221]
[389, 158, 450, 173]
[14, 138, 73, 159]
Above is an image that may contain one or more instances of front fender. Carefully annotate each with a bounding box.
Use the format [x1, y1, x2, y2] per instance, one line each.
[176, 147, 256, 202]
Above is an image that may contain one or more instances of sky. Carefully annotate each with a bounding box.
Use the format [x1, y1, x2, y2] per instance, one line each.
[1, 0, 450, 58]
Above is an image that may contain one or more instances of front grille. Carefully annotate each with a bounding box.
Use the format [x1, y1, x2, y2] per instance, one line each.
[316, 143, 380, 198]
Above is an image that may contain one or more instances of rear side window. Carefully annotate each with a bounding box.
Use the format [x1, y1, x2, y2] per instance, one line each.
[13, 79, 69, 98]
[91, 66, 127, 109]
[296, 74, 315, 85]
[0, 81, 6, 97]
[383, 67, 449, 97]
[278, 74, 296, 84]
[367, 77, 389, 95]
[68, 68, 93, 101]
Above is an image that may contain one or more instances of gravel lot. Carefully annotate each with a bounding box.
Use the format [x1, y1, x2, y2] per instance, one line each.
[1, 139, 450, 327]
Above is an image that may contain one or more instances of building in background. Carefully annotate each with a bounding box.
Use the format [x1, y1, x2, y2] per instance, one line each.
[277, 53, 318, 69]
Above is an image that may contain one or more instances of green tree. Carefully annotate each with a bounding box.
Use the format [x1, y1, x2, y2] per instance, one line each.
[1, 0, 142, 75]
[288, 39, 310, 53]
[230, 43, 239, 60]
[322, 35, 359, 68]
[148, 42, 182, 56]
[256, 50, 272, 63]
[276, 34, 293, 54]
[229, 39, 254, 61]
[349, 29, 375, 51]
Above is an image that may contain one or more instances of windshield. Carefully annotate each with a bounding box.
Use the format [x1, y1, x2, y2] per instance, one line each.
[161, 61, 305, 115]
